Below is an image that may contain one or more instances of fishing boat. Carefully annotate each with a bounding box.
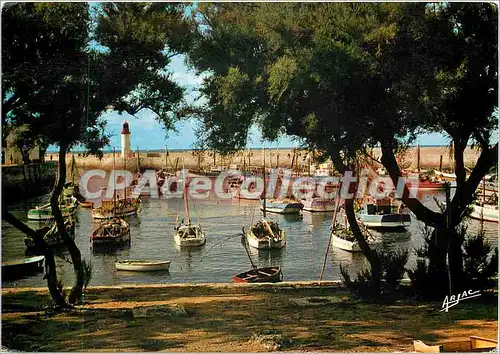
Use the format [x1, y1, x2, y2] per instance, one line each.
[244, 219, 286, 249]
[356, 197, 411, 230]
[470, 202, 499, 223]
[174, 180, 206, 247]
[115, 260, 171, 272]
[233, 266, 283, 283]
[413, 336, 497, 352]
[91, 217, 130, 246]
[27, 196, 78, 221]
[260, 198, 303, 214]
[24, 219, 76, 249]
[301, 197, 336, 212]
[2, 255, 45, 280]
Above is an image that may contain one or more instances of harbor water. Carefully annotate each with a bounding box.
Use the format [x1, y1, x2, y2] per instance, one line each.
[2, 191, 497, 287]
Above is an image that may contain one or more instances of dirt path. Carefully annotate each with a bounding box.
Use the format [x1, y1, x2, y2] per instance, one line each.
[2, 283, 497, 352]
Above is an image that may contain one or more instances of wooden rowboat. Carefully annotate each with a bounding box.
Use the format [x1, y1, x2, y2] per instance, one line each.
[414, 336, 497, 352]
[80, 201, 94, 208]
[233, 266, 282, 283]
[2, 256, 45, 280]
[115, 260, 171, 272]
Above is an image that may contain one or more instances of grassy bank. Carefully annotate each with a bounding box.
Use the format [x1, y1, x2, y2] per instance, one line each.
[2, 283, 497, 352]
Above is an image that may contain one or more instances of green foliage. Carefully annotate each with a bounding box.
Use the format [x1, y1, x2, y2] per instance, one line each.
[462, 229, 498, 291]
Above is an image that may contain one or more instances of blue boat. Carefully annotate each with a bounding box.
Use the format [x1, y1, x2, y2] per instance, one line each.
[356, 198, 411, 230]
[260, 199, 303, 214]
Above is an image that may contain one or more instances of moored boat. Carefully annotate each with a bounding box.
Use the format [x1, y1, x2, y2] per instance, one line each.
[356, 197, 411, 230]
[115, 260, 171, 272]
[80, 201, 94, 208]
[91, 218, 130, 246]
[91, 198, 140, 219]
[174, 179, 206, 247]
[27, 197, 78, 221]
[233, 266, 282, 283]
[260, 198, 303, 214]
[470, 203, 499, 223]
[2, 256, 45, 280]
[301, 197, 336, 212]
[174, 220, 206, 247]
[24, 219, 76, 249]
[413, 336, 497, 353]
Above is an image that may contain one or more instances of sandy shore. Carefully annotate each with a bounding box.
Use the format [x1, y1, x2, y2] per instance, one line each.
[2, 282, 497, 352]
[65, 146, 481, 173]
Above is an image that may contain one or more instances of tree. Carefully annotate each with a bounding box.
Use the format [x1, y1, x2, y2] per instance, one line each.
[186, 3, 497, 296]
[2, 2, 194, 306]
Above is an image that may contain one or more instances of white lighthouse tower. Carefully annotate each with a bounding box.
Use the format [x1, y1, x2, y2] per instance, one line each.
[121, 121, 131, 158]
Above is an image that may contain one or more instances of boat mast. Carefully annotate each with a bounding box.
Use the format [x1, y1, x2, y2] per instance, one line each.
[417, 143, 421, 176]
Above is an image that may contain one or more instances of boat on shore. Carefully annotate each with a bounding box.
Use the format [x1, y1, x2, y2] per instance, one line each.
[27, 197, 78, 221]
[91, 218, 130, 246]
[356, 197, 411, 230]
[2, 256, 45, 280]
[115, 260, 171, 272]
[233, 266, 283, 283]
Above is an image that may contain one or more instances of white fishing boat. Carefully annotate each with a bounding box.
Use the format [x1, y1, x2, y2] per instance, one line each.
[245, 152, 286, 250]
[356, 197, 411, 230]
[174, 180, 206, 247]
[470, 203, 499, 223]
[330, 228, 362, 252]
[115, 260, 171, 272]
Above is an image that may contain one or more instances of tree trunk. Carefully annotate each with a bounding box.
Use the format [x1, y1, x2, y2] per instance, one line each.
[50, 142, 84, 304]
[329, 148, 381, 294]
[2, 211, 67, 307]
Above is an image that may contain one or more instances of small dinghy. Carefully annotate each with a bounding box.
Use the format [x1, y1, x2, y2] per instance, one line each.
[2, 256, 45, 280]
[115, 260, 171, 272]
[414, 336, 497, 352]
[233, 266, 282, 283]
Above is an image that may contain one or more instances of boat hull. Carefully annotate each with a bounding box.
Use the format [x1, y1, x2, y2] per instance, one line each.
[174, 224, 206, 247]
[233, 266, 282, 283]
[115, 260, 171, 272]
[330, 232, 361, 252]
[357, 213, 411, 229]
[470, 204, 499, 223]
[246, 230, 286, 249]
[91, 205, 138, 219]
[260, 200, 303, 214]
[27, 205, 77, 221]
[91, 219, 130, 246]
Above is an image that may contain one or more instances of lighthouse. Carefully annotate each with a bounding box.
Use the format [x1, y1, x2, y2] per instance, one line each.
[121, 121, 131, 158]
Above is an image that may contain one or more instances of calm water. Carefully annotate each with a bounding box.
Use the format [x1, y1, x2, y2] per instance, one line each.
[2, 191, 497, 287]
